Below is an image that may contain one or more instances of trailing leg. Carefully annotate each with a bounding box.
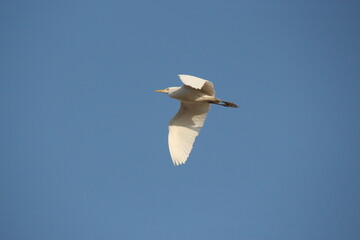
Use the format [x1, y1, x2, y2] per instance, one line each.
[208, 98, 239, 108]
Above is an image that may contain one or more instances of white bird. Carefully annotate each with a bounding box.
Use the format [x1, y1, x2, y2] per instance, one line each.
[155, 74, 239, 166]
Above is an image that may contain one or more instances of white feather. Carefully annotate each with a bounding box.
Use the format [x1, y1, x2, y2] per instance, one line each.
[168, 102, 210, 165]
[178, 75, 215, 96]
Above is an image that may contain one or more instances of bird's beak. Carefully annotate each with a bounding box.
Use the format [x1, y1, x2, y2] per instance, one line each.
[154, 89, 166, 93]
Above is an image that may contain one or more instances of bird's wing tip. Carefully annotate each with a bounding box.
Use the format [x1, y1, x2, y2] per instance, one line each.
[173, 161, 186, 166]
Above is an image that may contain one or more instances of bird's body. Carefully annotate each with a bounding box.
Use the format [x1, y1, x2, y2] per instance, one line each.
[155, 75, 238, 166]
[168, 86, 213, 103]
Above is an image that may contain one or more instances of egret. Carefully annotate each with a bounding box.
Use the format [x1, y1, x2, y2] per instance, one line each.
[155, 74, 239, 166]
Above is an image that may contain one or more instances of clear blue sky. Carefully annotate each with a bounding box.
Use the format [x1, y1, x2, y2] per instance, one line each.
[1, 0, 359, 239]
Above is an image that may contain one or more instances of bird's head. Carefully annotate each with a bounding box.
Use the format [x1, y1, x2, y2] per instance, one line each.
[154, 87, 179, 94]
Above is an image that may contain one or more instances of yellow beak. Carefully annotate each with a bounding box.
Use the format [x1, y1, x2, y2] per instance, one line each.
[154, 89, 166, 93]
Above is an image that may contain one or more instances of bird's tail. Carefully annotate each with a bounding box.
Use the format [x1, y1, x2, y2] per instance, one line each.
[210, 98, 239, 108]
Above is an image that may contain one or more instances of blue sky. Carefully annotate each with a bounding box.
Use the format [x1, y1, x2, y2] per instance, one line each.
[1, 0, 360, 239]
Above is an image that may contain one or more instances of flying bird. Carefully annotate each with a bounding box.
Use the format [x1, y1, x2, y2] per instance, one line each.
[155, 74, 239, 166]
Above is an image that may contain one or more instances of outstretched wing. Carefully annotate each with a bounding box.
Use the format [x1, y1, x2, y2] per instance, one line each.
[178, 75, 215, 96]
[168, 102, 210, 165]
